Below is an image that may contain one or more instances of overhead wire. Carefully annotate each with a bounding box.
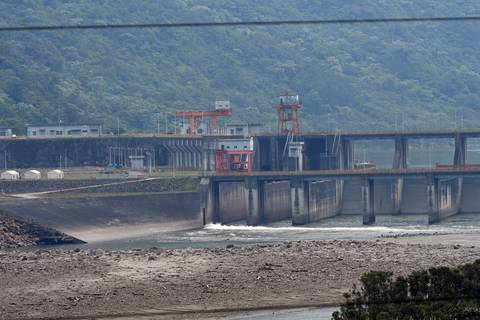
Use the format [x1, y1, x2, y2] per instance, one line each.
[0, 15, 480, 32]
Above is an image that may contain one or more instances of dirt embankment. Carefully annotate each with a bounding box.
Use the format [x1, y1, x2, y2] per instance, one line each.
[0, 213, 83, 249]
[1, 239, 479, 319]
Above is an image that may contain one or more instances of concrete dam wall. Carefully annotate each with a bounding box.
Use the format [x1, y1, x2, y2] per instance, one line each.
[0, 177, 199, 195]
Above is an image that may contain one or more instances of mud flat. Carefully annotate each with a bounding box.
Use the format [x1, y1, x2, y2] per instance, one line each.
[1, 239, 479, 319]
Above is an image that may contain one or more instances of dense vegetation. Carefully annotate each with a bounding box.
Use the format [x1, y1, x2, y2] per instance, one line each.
[333, 260, 480, 319]
[1, 1, 480, 133]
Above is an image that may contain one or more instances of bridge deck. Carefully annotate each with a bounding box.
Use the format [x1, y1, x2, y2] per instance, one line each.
[210, 167, 480, 181]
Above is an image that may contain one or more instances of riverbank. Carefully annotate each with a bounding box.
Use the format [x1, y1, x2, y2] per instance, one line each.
[0, 213, 83, 249]
[1, 238, 479, 320]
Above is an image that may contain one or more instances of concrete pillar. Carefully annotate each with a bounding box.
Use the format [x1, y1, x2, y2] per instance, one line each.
[200, 179, 221, 224]
[427, 176, 439, 223]
[393, 178, 404, 214]
[245, 177, 264, 226]
[341, 139, 354, 170]
[194, 152, 197, 170]
[200, 178, 214, 225]
[456, 177, 463, 212]
[291, 178, 309, 225]
[454, 133, 466, 166]
[175, 152, 180, 169]
[336, 180, 344, 213]
[362, 178, 375, 225]
[393, 137, 408, 169]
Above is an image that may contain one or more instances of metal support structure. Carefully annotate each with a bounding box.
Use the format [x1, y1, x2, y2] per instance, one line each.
[275, 93, 302, 136]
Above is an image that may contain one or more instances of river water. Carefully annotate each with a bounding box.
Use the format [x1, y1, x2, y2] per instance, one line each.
[65, 213, 480, 251]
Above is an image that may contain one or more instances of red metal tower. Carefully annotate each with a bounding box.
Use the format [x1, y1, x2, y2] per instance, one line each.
[176, 100, 232, 135]
[275, 92, 302, 135]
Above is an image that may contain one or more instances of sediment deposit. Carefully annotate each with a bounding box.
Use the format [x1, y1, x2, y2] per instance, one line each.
[1, 239, 479, 319]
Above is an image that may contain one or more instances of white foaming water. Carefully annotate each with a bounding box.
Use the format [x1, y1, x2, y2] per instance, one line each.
[203, 223, 453, 234]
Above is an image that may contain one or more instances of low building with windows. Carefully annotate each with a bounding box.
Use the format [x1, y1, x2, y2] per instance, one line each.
[0, 128, 13, 137]
[27, 124, 102, 138]
[225, 123, 263, 137]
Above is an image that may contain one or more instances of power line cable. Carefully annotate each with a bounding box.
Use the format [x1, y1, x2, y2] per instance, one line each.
[0, 15, 480, 32]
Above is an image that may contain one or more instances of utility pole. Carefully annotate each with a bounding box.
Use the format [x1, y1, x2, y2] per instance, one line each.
[117, 117, 120, 136]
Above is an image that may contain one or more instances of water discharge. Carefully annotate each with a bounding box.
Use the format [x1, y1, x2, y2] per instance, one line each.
[49, 213, 480, 251]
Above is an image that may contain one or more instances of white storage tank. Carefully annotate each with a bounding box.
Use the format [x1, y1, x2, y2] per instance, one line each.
[1, 170, 20, 180]
[47, 169, 64, 180]
[23, 170, 42, 180]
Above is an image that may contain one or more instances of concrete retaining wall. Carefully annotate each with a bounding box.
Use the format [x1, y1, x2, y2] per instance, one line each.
[0, 177, 199, 195]
[0, 192, 202, 242]
[263, 181, 291, 223]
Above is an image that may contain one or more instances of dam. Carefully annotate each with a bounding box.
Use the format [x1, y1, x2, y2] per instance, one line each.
[1, 129, 480, 243]
[203, 168, 480, 226]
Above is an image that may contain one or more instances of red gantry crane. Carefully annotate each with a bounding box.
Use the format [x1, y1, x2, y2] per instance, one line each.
[275, 92, 302, 135]
[176, 99, 232, 135]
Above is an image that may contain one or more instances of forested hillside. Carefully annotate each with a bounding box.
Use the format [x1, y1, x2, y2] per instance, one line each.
[1, 1, 480, 133]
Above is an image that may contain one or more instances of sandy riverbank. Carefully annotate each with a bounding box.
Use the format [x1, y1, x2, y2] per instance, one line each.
[1, 237, 480, 320]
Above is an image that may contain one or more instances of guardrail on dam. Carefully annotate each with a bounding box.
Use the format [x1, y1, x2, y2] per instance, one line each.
[202, 168, 480, 226]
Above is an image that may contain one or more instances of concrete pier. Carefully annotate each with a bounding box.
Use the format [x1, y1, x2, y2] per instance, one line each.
[362, 178, 375, 225]
[244, 177, 264, 226]
[291, 178, 309, 225]
[454, 133, 467, 166]
[393, 136, 408, 169]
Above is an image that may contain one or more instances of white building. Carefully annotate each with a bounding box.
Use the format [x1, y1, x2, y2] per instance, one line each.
[128, 155, 145, 170]
[23, 170, 41, 180]
[0, 128, 13, 137]
[1, 170, 19, 180]
[225, 123, 263, 137]
[27, 124, 102, 138]
[47, 169, 64, 180]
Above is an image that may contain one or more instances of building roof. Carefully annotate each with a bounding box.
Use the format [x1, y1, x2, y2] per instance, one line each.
[27, 123, 102, 128]
[226, 122, 263, 127]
